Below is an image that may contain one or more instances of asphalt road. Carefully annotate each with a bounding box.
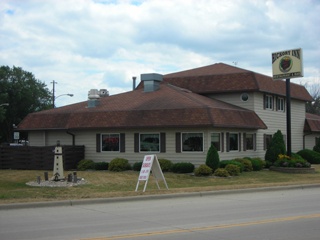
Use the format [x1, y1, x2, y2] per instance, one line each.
[1, 186, 320, 240]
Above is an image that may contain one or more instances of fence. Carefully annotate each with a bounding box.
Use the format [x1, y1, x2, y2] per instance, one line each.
[0, 145, 85, 170]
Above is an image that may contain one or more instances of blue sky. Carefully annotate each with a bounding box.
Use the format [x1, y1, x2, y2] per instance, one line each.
[1, 0, 319, 107]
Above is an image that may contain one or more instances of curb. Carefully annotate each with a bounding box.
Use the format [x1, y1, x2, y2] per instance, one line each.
[1, 183, 320, 210]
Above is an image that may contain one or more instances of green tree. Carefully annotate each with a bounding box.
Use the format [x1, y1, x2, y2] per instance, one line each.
[205, 144, 220, 172]
[265, 130, 286, 163]
[0, 66, 52, 143]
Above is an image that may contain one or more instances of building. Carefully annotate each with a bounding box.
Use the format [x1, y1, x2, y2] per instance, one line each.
[17, 63, 320, 166]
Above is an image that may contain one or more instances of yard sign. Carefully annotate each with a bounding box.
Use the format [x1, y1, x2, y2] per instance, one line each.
[135, 155, 169, 192]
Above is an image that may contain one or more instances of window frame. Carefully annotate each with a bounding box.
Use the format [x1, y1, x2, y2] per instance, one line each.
[277, 97, 284, 111]
[181, 132, 204, 153]
[101, 133, 120, 152]
[265, 95, 273, 110]
[229, 133, 239, 152]
[245, 133, 254, 151]
[139, 133, 160, 153]
[210, 132, 221, 152]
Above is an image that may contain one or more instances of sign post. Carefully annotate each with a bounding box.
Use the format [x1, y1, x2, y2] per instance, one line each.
[272, 48, 303, 157]
[135, 155, 169, 192]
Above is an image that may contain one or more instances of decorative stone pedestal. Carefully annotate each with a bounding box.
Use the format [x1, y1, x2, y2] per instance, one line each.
[269, 166, 315, 174]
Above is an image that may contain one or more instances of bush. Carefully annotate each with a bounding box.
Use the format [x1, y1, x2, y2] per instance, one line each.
[296, 149, 320, 164]
[219, 160, 244, 173]
[265, 130, 286, 163]
[194, 165, 212, 176]
[108, 158, 132, 172]
[205, 145, 220, 172]
[77, 159, 95, 170]
[213, 168, 230, 177]
[234, 158, 253, 172]
[133, 161, 143, 171]
[291, 152, 304, 160]
[274, 158, 311, 168]
[158, 159, 173, 172]
[253, 158, 266, 168]
[313, 138, 320, 154]
[265, 161, 273, 168]
[172, 162, 195, 173]
[244, 157, 262, 171]
[225, 164, 241, 176]
[94, 162, 109, 170]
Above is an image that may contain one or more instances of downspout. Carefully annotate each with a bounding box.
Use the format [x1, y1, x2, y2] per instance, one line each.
[303, 132, 312, 149]
[66, 130, 75, 146]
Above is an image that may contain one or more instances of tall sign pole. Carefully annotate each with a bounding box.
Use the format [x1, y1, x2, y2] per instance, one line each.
[272, 48, 303, 158]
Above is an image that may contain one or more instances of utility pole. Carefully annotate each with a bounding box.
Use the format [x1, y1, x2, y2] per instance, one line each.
[51, 80, 57, 108]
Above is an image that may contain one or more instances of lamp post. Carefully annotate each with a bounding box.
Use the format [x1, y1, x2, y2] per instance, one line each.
[54, 94, 74, 108]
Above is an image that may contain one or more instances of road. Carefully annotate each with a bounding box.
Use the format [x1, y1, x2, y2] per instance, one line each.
[1, 187, 320, 240]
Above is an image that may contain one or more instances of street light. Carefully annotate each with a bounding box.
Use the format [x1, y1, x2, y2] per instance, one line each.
[0, 103, 9, 107]
[53, 94, 73, 108]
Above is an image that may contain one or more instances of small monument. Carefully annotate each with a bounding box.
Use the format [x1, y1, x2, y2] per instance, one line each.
[53, 140, 64, 181]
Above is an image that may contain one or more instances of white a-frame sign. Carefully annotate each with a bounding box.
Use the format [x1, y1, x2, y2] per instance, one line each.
[135, 155, 169, 192]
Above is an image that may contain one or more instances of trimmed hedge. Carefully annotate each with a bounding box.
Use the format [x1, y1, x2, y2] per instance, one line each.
[234, 158, 253, 172]
[296, 149, 320, 164]
[244, 157, 262, 171]
[108, 158, 132, 172]
[172, 162, 195, 173]
[94, 162, 109, 170]
[77, 159, 95, 170]
[219, 160, 244, 173]
[133, 161, 143, 171]
[194, 165, 212, 176]
[214, 168, 230, 177]
[158, 159, 173, 172]
[225, 164, 241, 176]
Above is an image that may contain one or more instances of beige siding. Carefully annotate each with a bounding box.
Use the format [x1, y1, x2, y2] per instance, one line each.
[29, 131, 45, 146]
[304, 134, 320, 150]
[208, 92, 255, 111]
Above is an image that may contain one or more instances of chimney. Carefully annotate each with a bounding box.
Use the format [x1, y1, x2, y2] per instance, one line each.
[88, 89, 100, 107]
[132, 76, 136, 90]
[141, 73, 163, 92]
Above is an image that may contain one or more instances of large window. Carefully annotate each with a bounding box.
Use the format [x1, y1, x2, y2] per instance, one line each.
[246, 133, 254, 150]
[229, 133, 239, 151]
[140, 133, 160, 152]
[277, 98, 284, 111]
[265, 95, 273, 110]
[182, 133, 203, 152]
[101, 133, 120, 152]
[211, 133, 221, 151]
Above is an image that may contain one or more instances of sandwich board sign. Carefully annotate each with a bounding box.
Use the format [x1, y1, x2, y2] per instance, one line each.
[135, 155, 169, 192]
[272, 48, 303, 80]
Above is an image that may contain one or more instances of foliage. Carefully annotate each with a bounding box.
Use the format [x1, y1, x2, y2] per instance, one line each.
[133, 162, 143, 171]
[171, 162, 195, 173]
[296, 149, 320, 164]
[244, 157, 263, 171]
[265, 130, 287, 163]
[274, 155, 311, 168]
[252, 158, 266, 168]
[77, 159, 95, 171]
[219, 160, 244, 173]
[108, 158, 131, 172]
[194, 164, 212, 176]
[291, 152, 304, 160]
[213, 168, 230, 177]
[0, 66, 52, 143]
[158, 159, 173, 172]
[265, 161, 273, 168]
[94, 162, 109, 170]
[205, 145, 220, 172]
[225, 164, 241, 176]
[234, 158, 253, 172]
[313, 138, 320, 154]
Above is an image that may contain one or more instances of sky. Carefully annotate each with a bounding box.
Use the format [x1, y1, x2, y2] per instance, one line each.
[1, 0, 319, 107]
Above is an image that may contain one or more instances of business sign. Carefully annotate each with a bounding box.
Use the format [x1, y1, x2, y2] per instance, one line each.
[272, 48, 303, 80]
[14, 132, 20, 140]
[135, 155, 169, 192]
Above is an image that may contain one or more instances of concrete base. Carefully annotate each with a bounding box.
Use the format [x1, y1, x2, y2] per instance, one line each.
[269, 166, 315, 174]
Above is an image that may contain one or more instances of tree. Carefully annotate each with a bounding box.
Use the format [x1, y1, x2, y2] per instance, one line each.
[205, 144, 220, 172]
[265, 130, 286, 163]
[314, 138, 320, 154]
[305, 82, 320, 116]
[0, 66, 52, 143]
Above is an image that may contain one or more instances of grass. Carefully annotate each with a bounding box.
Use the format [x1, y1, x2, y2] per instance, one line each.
[1, 165, 320, 204]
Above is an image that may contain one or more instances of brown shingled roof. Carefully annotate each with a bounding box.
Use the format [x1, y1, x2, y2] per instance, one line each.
[18, 84, 267, 131]
[305, 113, 320, 133]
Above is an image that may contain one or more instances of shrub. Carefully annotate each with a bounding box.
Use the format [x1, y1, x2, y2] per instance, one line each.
[245, 157, 262, 171]
[265, 130, 286, 163]
[133, 161, 143, 171]
[205, 145, 220, 172]
[296, 149, 320, 164]
[219, 160, 244, 173]
[77, 159, 95, 170]
[108, 158, 132, 172]
[94, 162, 109, 170]
[172, 162, 195, 173]
[313, 138, 320, 154]
[158, 159, 173, 172]
[225, 164, 241, 176]
[265, 161, 273, 168]
[234, 158, 253, 172]
[253, 158, 266, 168]
[194, 165, 212, 176]
[274, 157, 311, 168]
[291, 152, 304, 160]
[213, 168, 230, 177]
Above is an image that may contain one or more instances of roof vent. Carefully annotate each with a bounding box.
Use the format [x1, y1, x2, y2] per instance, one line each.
[141, 73, 163, 92]
[99, 89, 109, 97]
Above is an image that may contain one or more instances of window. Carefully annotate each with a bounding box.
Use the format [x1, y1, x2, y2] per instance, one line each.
[277, 98, 284, 111]
[246, 134, 254, 150]
[211, 133, 221, 151]
[265, 95, 273, 110]
[140, 133, 159, 152]
[241, 93, 249, 102]
[229, 133, 239, 151]
[101, 134, 120, 152]
[182, 133, 203, 152]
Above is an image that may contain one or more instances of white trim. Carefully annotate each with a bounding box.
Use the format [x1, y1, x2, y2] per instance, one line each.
[181, 132, 204, 153]
[210, 132, 222, 152]
[101, 133, 120, 153]
[277, 97, 285, 111]
[265, 95, 273, 110]
[139, 133, 160, 153]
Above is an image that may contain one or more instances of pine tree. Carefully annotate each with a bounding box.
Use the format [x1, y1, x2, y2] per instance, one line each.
[265, 130, 287, 163]
[205, 144, 220, 171]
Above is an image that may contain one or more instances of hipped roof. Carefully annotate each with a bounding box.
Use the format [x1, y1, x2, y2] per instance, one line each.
[305, 113, 320, 133]
[18, 84, 267, 131]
